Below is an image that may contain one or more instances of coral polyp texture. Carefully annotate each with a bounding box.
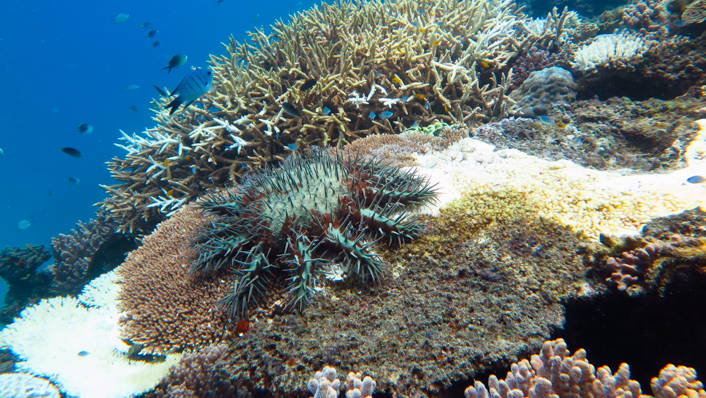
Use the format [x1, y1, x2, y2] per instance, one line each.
[98, 0, 567, 233]
[464, 338, 706, 398]
[194, 149, 437, 315]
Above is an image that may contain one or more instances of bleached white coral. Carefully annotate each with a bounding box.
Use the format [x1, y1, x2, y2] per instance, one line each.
[0, 270, 182, 398]
[571, 31, 651, 71]
[0, 373, 60, 398]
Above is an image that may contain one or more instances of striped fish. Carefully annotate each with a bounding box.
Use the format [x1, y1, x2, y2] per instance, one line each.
[166, 68, 213, 115]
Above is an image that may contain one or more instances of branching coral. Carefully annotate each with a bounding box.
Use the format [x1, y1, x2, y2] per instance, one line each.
[0, 244, 51, 324]
[48, 209, 135, 295]
[98, 0, 566, 234]
[194, 149, 437, 316]
[464, 338, 706, 398]
[603, 234, 706, 295]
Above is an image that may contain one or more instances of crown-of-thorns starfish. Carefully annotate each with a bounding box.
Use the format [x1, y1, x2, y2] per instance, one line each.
[193, 149, 437, 316]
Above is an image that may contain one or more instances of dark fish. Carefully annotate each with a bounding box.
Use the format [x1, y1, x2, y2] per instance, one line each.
[128, 105, 139, 113]
[282, 102, 301, 118]
[77, 123, 94, 134]
[686, 175, 706, 184]
[153, 84, 169, 97]
[300, 78, 317, 91]
[151, 41, 160, 48]
[166, 68, 213, 115]
[162, 54, 188, 74]
[147, 29, 158, 39]
[60, 147, 82, 158]
[67, 177, 80, 186]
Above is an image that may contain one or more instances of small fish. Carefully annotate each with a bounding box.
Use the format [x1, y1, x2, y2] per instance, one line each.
[47, 190, 54, 197]
[166, 68, 213, 115]
[252, 14, 260, 20]
[77, 123, 94, 134]
[113, 13, 129, 24]
[128, 105, 139, 113]
[153, 85, 169, 97]
[369, 111, 376, 120]
[162, 54, 188, 74]
[78, 351, 89, 357]
[300, 78, 317, 91]
[67, 176, 80, 186]
[147, 30, 158, 39]
[139, 22, 153, 28]
[431, 40, 440, 46]
[124, 84, 140, 91]
[538, 115, 555, 126]
[0, 147, 3, 157]
[480, 61, 490, 68]
[414, 93, 425, 101]
[60, 147, 82, 158]
[322, 106, 331, 116]
[164, 158, 169, 167]
[166, 189, 174, 196]
[17, 218, 33, 230]
[380, 110, 393, 120]
[392, 76, 402, 84]
[151, 41, 161, 48]
[281, 102, 301, 118]
[287, 143, 299, 151]
[686, 175, 706, 184]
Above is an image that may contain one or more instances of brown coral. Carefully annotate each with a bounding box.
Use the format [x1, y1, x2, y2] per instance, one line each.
[99, 0, 567, 234]
[117, 203, 235, 355]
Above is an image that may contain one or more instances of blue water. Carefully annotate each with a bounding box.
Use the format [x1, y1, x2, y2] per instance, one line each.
[0, 0, 315, 250]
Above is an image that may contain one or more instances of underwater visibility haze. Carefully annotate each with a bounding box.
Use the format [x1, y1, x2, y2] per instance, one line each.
[0, 0, 706, 396]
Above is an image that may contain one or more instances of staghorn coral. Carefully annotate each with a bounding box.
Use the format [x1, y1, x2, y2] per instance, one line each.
[99, 0, 568, 234]
[193, 149, 437, 316]
[48, 208, 136, 295]
[464, 338, 706, 398]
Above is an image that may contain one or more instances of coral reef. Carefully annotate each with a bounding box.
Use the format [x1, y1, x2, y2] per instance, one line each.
[117, 203, 235, 355]
[343, 126, 465, 168]
[464, 338, 706, 398]
[307, 366, 377, 398]
[590, 207, 706, 296]
[143, 344, 250, 398]
[206, 191, 587, 397]
[0, 244, 51, 325]
[509, 66, 577, 117]
[194, 149, 437, 315]
[508, 46, 557, 90]
[0, 372, 61, 398]
[99, 0, 567, 234]
[0, 271, 181, 398]
[473, 94, 705, 172]
[48, 208, 136, 295]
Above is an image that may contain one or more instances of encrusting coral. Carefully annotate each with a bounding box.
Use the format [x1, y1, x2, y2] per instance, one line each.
[98, 0, 568, 234]
[193, 149, 437, 315]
